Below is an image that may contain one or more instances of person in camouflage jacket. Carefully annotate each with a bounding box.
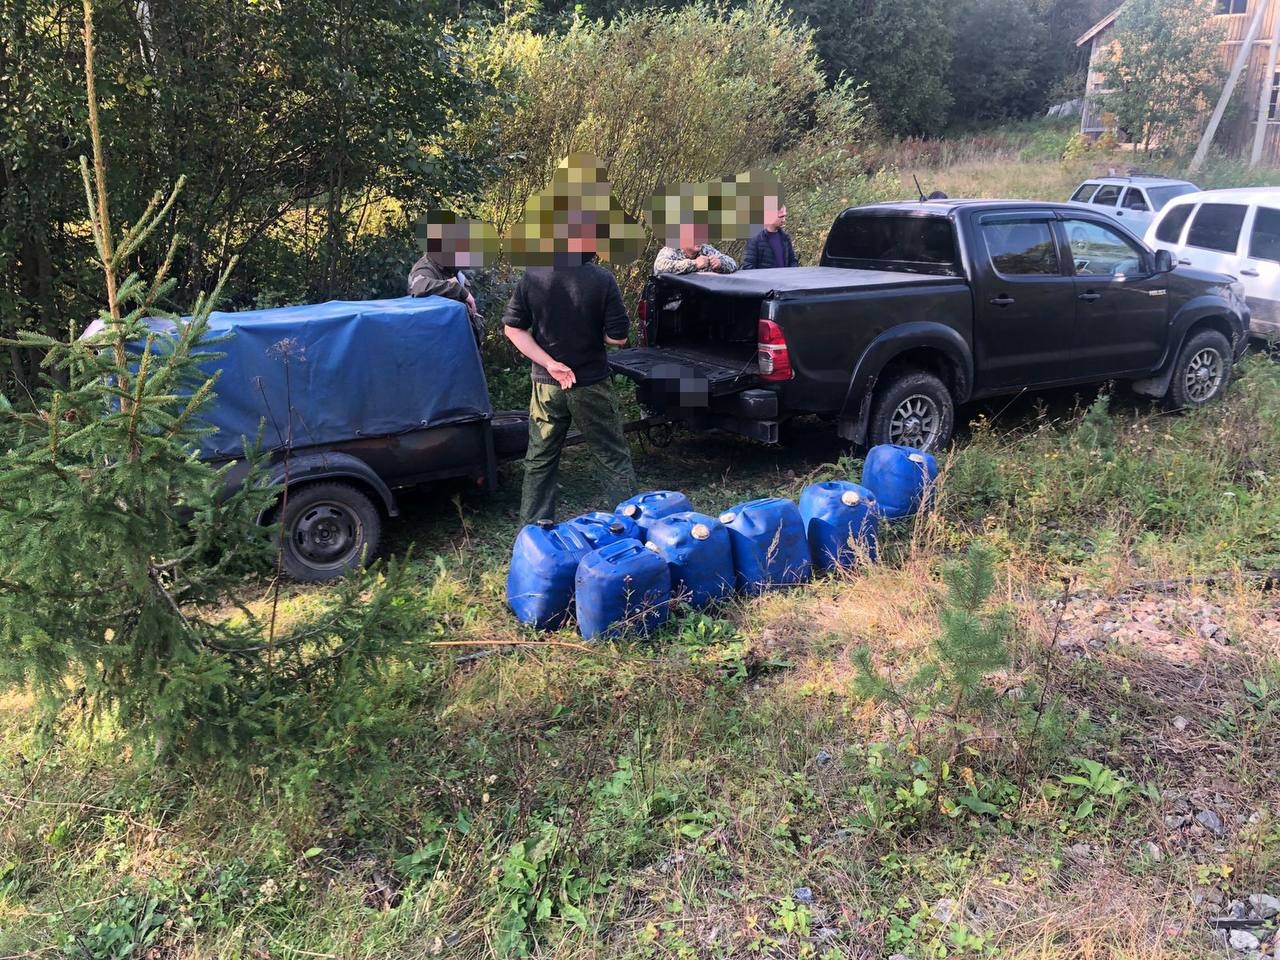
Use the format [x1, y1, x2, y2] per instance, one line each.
[653, 242, 738, 275]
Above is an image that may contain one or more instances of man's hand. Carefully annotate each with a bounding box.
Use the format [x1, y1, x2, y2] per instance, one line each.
[545, 360, 576, 390]
[693, 254, 709, 270]
[709, 255, 723, 271]
[465, 292, 478, 316]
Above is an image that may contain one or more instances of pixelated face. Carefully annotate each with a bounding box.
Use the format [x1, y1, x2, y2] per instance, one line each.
[764, 196, 787, 231]
[505, 153, 645, 267]
[415, 212, 500, 269]
[650, 170, 783, 248]
[678, 221, 710, 256]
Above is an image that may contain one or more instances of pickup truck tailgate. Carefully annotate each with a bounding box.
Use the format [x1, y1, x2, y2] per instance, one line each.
[610, 346, 759, 408]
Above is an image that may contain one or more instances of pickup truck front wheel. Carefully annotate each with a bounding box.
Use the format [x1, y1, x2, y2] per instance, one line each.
[869, 370, 955, 452]
[1165, 329, 1233, 410]
[278, 482, 382, 582]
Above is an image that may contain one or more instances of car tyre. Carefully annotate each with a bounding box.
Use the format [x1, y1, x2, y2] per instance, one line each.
[278, 482, 382, 582]
[491, 410, 530, 460]
[1165, 328, 1233, 411]
[868, 369, 955, 452]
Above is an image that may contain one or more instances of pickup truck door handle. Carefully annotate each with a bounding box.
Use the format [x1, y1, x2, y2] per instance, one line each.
[1240, 268, 1260, 277]
[1178, 258, 1192, 266]
[1077, 291, 1102, 302]
[989, 296, 1016, 307]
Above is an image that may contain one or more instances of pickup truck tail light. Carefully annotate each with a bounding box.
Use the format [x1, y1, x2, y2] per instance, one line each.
[757, 318, 792, 381]
[637, 296, 649, 346]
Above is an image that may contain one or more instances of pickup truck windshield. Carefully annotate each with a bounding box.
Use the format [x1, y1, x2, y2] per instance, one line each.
[824, 213, 960, 276]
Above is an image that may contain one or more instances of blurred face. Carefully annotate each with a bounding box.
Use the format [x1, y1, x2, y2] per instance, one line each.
[764, 198, 787, 232]
[566, 212, 599, 255]
[678, 222, 707, 256]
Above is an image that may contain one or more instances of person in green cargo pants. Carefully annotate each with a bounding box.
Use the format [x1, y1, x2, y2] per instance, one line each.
[502, 254, 637, 525]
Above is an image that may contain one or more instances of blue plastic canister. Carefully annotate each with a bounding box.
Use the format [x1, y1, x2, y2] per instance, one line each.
[799, 481, 880, 571]
[506, 522, 593, 629]
[718, 497, 812, 595]
[575, 540, 672, 640]
[645, 511, 735, 608]
[564, 511, 641, 549]
[861, 444, 939, 520]
[615, 490, 694, 538]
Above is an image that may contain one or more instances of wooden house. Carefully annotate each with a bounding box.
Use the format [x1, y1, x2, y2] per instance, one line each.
[1077, 0, 1280, 165]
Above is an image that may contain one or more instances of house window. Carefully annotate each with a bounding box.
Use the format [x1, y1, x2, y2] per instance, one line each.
[1217, 0, 1247, 13]
[1270, 70, 1280, 120]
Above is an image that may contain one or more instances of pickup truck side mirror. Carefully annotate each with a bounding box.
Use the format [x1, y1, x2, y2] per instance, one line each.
[1153, 249, 1175, 274]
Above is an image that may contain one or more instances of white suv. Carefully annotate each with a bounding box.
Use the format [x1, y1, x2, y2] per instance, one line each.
[1068, 177, 1199, 237]
[1144, 187, 1280, 339]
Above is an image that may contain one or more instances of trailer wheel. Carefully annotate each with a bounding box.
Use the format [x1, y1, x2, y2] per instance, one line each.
[278, 482, 381, 582]
[646, 421, 675, 448]
[491, 411, 530, 460]
[868, 369, 954, 452]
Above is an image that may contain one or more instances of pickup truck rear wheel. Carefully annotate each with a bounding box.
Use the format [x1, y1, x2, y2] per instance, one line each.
[1165, 329, 1233, 410]
[278, 482, 382, 582]
[869, 370, 954, 452]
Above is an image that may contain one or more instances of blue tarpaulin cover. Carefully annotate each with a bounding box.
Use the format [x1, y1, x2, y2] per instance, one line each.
[88, 297, 492, 458]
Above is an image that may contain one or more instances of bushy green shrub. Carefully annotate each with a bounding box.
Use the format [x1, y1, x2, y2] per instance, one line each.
[0, 5, 418, 762]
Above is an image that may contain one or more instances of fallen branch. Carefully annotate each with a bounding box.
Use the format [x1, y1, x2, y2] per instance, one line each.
[1121, 568, 1280, 594]
[428, 639, 600, 656]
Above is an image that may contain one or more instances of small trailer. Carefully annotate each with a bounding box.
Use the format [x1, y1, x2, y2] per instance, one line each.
[184, 297, 527, 580]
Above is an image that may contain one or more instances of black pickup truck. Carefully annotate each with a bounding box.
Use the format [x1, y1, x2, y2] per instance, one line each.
[610, 200, 1251, 450]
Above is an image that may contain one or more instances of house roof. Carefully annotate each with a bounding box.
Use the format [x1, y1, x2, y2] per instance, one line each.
[1075, 5, 1123, 47]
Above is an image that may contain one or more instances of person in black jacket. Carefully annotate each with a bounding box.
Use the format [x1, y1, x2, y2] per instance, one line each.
[742, 198, 799, 270]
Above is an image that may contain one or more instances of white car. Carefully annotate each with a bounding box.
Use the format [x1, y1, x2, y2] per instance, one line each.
[1144, 187, 1280, 338]
[1067, 177, 1199, 237]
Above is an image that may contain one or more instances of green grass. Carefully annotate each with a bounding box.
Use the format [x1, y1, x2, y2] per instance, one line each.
[5, 355, 1279, 959]
[5, 139, 1280, 959]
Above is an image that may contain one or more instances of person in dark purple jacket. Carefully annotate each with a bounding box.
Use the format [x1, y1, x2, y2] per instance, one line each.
[741, 197, 799, 270]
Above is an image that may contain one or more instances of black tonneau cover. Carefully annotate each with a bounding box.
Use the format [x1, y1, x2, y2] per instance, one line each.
[656, 265, 965, 300]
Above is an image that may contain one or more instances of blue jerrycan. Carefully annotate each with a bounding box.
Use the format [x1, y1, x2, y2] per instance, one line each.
[575, 540, 672, 640]
[506, 521, 593, 629]
[861, 444, 939, 520]
[564, 511, 641, 548]
[615, 491, 693, 538]
[718, 497, 812, 595]
[799, 481, 880, 571]
[645, 511, 735, 608]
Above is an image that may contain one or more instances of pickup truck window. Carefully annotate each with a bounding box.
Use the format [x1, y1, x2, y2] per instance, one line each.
[1187, 203, 1247, 253]
[1154, 203, 1195, 244]
[1249, 206, 1280, 262]
[1071, 183, 1100, 203]
[982, 221, 1060, 276]
[824, 214, 959, 275]
[1063, 218, 1146, 276]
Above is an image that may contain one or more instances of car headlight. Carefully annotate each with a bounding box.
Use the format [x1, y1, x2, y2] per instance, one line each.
[1229, 280, 1246, 302]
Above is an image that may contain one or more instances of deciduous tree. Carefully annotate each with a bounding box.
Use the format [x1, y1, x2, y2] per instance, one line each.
[1098, 0, 1225, 154]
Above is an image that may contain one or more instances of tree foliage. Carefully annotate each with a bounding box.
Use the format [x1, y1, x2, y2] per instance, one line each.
[949, 0, 1050, 125]
[854, 542, 1012, 733]
[787, 0, 954, 135]
[1098, 0, 1226, 153]
[0, 1, 416, 759]
[458, 0, 868, 286]
[1, 0, 488, 393]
